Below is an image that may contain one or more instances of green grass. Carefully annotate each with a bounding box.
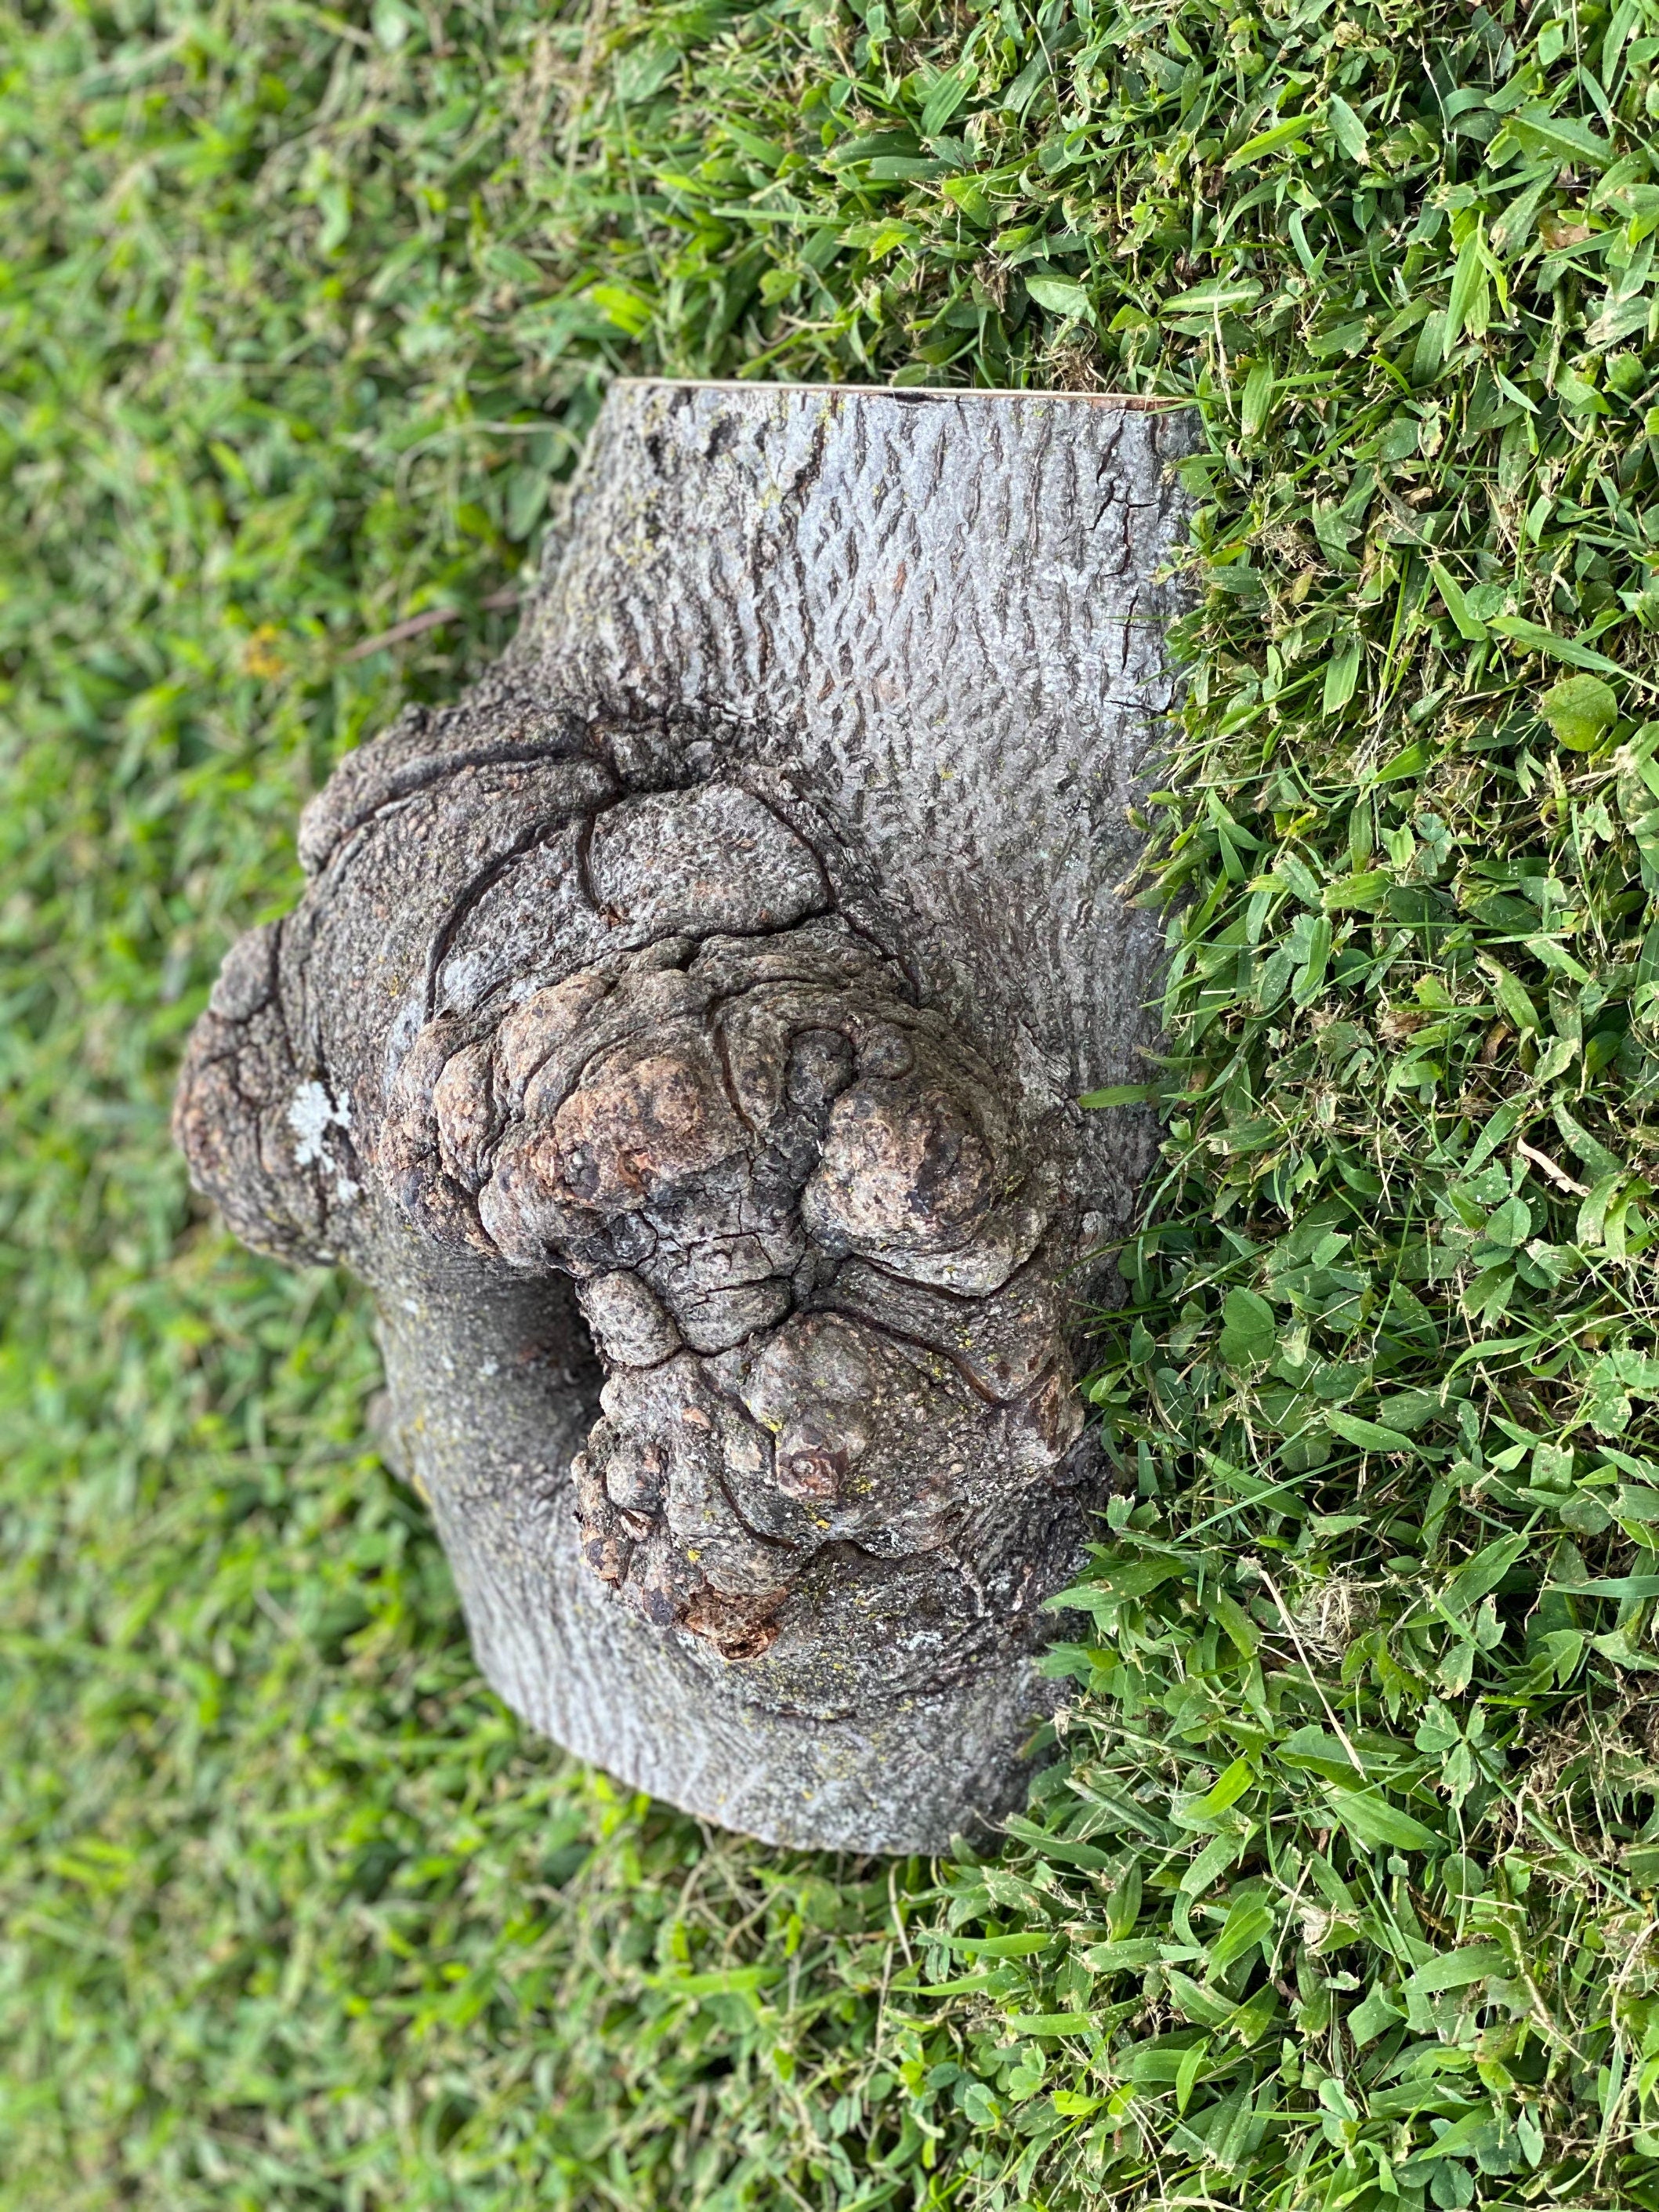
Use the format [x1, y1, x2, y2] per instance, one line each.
[4, 0, 1659, 2204]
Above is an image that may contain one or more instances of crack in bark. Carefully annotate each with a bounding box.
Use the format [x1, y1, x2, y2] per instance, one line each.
[422, 812, 587, 1022]
[304, 740, 600, 873]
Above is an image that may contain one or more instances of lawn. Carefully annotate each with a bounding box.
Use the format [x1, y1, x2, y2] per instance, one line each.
[3, 0, 1659, 2205]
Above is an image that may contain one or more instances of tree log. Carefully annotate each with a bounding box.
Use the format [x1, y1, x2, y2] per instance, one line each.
[176, 380, 1194, 1851]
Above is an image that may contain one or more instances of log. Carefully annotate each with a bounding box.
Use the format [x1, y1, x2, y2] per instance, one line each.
[175, 379, 1194, 1852]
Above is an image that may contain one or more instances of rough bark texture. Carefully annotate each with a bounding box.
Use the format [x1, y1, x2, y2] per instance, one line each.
[175, 380, 1194, 1852]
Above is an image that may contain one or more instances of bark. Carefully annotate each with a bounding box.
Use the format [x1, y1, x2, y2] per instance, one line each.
[176, 380, 1194, 1852]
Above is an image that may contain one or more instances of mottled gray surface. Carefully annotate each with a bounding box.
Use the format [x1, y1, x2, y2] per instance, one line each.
[176, 380, 1192, 1853]
[523, 382, 1194, 1235]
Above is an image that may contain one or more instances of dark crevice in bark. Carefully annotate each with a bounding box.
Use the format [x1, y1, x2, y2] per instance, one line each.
[302, 741, 602, 874]
[422, 813, 586, 1021]
[813, 1302, 1009, 1409]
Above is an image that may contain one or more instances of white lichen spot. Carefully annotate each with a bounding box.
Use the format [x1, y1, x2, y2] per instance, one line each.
[288, 1080, 350, 1164]
[288, 1081, 358, 1202]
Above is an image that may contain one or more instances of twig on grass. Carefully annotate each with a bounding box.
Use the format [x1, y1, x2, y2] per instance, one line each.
[343, 587, 520, 661]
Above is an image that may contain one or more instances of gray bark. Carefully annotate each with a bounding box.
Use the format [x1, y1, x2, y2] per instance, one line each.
[176, 379, 1194, 1853]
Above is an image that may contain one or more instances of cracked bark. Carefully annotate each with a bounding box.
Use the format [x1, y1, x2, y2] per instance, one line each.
[175, 380, 1194, 1851]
